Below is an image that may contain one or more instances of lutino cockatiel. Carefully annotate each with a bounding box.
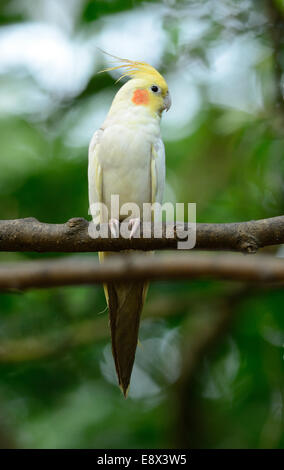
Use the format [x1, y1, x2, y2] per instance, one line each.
[88, 55, 171, 397]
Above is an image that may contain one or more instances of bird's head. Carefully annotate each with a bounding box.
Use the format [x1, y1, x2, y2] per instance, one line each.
[101, 55, 171, 118]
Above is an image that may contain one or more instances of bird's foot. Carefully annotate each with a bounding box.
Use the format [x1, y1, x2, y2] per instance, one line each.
[128, 218, 141, 239]
[109, 218, 120, 238]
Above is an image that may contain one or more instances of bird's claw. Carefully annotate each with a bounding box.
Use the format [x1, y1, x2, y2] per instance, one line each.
[109, 218, 120, 238]
[128, 218, 141, 239]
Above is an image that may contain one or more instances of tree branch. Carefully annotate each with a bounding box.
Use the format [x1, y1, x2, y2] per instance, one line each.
[0, 253, 283, 290]
[0, 215, 283, 253]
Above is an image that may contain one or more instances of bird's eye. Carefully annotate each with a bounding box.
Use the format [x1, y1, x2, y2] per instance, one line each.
[151, 85, 159, 93]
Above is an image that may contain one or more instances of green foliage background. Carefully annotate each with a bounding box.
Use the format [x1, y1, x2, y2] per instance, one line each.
[0, 0, 283, 448]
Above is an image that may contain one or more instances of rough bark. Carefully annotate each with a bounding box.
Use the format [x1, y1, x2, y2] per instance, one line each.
[0, 216, 283, 253]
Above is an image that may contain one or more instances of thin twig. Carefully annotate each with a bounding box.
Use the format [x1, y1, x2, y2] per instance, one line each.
[0, 253, 283, 290]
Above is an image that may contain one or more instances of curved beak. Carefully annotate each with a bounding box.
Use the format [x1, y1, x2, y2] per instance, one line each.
[163, 91, 171, 112]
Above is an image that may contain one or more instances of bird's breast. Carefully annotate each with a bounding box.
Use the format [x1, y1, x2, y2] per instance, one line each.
[98, 122, 158, 218]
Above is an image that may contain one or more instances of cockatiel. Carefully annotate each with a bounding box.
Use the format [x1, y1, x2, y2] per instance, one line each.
[88, 55, 171, 397]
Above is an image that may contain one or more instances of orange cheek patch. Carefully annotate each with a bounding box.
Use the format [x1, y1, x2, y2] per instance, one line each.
[132, 89, 149, 106]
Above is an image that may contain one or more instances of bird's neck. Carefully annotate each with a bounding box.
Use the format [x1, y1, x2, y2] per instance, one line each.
[105, 101, 161, 131]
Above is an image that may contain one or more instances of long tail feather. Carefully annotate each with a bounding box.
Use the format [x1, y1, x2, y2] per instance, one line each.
[107, 281, 146, 396]
[99, 252, 147, 397]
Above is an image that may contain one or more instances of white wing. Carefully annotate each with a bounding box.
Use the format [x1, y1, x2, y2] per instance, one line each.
[88, 129, 103, 222]
[151, 138, 165, 204]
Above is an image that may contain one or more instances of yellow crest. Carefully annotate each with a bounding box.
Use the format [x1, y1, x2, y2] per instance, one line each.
[99, 51, 167, 88]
